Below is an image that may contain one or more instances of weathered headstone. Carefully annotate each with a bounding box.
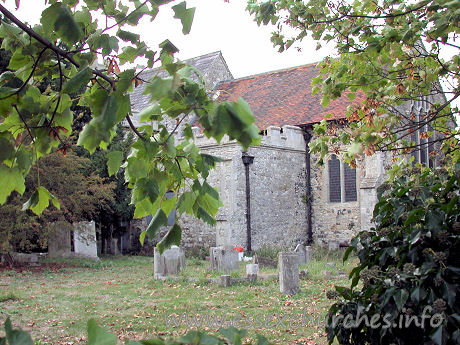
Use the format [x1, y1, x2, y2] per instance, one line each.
[253, 254, 277, 268]
[9, 253, 38, 264]
[73, 221, 99, 260]
[246, 263, 259, 282]
[294, 244, 307, 264]
[305, 246, 312, 263]
[209, 246, 239, 273]
[209, 246, 222, 270]
[278, 252, 299, 295]
[154, 246, 186, 279]
[220, 275, 231, 287]
[48, 222, 72, 258]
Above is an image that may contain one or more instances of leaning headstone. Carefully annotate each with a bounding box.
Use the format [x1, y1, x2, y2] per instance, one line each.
[246, 264, 259, 282]
[73, 221, 99, 260]
[153, 246, 185, 279]
[305, 246, 312, 263]
[294, 244, 307, 264]
[278, 252, 299, 295]
[220, 275, 231, 287]
[48, 222, 72, 258]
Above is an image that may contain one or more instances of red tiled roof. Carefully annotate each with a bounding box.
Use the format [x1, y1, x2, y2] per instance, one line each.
[216, 63, 364, 129]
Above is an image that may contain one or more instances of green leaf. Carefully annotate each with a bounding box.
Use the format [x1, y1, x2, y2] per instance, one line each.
[4, 318, 33, 345]
[172, 1, 195, 34]
[42, 3, 83, 44]
[144, 209, 168, 242]
[106, 151, 123, 177]
[393, 288, 409, 311]
[431, 325, 445, 345]
[197, 206, 216, 225]
[22, 186, 60, 215]
[219, 327, 247, 345]
[0, 165, 25, 204]
[157, 223, 182, 254]
[256, 334, 270, 345]
[87, 319, 118, 345]
[144, 77, 173, 100]
[0, 137, 15, 161]
[117, 29, 140, 44]
[62, 66, 92, 93]
[139, 104, 162, 122]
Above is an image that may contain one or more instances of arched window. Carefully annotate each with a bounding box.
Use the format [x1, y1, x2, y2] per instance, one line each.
[328, 155, 357, 203]
[328, 155, 341, 203]
[344, 162, 357, 202]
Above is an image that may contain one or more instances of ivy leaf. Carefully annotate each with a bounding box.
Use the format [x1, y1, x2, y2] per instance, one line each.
[172, 2, 195, 35]
[62, 66, 92, 94]
[22, 186, 60, 215]
[393, 288, 409, 311]
[0, 165, 25, 204]
[106, 151, 123, 177]
[157, 223, 181, 254]
[87, 319, 118, 345]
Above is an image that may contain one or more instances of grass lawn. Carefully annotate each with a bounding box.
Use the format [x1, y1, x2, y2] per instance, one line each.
[0, 251, 356, 344]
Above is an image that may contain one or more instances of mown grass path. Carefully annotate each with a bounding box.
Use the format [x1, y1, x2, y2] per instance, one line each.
[0, 255, 355, 344]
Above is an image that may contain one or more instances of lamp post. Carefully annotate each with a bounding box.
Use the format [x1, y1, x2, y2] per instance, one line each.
[242, 151, 255, 252]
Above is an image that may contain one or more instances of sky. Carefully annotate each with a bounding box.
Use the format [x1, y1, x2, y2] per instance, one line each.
[2, 0, 333, 79]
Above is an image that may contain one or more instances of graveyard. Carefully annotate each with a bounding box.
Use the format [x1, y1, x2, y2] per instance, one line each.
[0, 248, 356, 344]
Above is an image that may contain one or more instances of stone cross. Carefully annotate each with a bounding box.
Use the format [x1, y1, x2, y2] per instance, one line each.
[278, 252, 300, 295]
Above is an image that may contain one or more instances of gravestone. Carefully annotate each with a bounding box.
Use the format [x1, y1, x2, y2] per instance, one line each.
[253, 254, 277, 268]
[278, 252, 299, 295]
[48, 222, 72, 258]
[209, 246, 222, 270]
[154, 246, 186, 279]
[294, 244, 307, 264]
[209, 246, 239, 273]
[73, 221, 99, 260]
[305, 246, 312, 263]
[220, 275, 231, 287]
[246, 263, 259, 282]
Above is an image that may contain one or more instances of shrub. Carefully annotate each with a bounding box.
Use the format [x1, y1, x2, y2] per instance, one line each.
[326, 165, 460, 345]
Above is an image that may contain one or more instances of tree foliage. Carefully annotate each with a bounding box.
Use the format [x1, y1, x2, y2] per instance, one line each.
[326, 165, 460, 345]
[0, 0, 260, 253]
[247, 0, 459, 165]
[0, 151, 115, 253]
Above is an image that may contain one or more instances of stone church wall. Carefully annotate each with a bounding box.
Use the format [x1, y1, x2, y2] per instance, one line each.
[179, 125, 309, 250]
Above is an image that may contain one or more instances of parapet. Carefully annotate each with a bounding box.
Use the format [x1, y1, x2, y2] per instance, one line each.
[171, 125, 306, 151]
[260, 125, 305, 151]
